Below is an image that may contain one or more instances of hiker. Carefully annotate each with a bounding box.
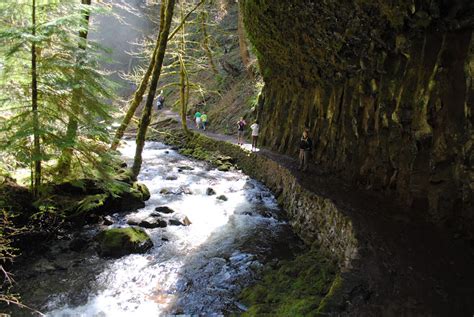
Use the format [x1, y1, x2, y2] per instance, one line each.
[156, 90, 165, 110]
[250, 120, 259, 152]
[237, 117, 246, 145]
[298, 129, 312, 171]
[201, 113, 208, 130]
[194, 111, 202, 129]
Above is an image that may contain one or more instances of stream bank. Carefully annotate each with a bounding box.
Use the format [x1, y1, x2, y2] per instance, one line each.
[150, 115, 474, 316]
[149, 120, 354, 314]
[7, 140, 314, 316]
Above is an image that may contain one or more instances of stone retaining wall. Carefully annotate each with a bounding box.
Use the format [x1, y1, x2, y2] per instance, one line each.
[192, 134, 358, 268]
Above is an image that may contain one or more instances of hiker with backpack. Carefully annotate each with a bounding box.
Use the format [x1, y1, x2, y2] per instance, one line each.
[156, 90, 165, 110]
[201, 113, 208, 130]
[236, 117, 246, 145]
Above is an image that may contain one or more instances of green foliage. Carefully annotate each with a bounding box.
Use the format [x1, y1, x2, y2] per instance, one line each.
[0, 0, 119, 192]
[240, 248, 337, 316]
[75, 193, 108, 214]
[0, 209, 24, 307]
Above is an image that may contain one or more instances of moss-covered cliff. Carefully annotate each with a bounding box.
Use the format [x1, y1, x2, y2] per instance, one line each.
[241, 0, 473, 237]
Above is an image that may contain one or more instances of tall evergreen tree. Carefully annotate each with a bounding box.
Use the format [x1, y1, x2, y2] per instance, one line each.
[0, 1, 117, 193]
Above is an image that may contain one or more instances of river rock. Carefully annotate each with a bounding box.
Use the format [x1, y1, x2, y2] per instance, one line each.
[217, 164, 231, 172]
[96, 227, 153, 258]
[102, 215, 114, 225]
[183, 216, 192, 226]
[206, 187, 216, 196]
[160, 188, 171, 195]
[139, 217, 167, 229]
[178, 165, 194, 171]
[178, 186, 192, 195]
[69, 236, 89, 252]
[216, 195, 228, 201]
[168, 219, 185, 226]
[126, 217, 140, 226]
[132, 182, 150, 201]
[154, 206, 175, 214]
[168, 216, 192, 226]
[166, 175, 178, 181]
[32, 258, 56, 273]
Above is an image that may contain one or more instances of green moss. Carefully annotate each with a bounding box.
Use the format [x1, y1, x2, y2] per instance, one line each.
[75, 193, 109, 214]
[132, 182, 150, 201]
[240, 249, 337, 316]
[316, 274, 343, 313]
[97, 227, 153, 257]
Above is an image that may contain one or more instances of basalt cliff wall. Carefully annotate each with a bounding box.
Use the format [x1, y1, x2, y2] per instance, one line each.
[240, 0, 474, 238]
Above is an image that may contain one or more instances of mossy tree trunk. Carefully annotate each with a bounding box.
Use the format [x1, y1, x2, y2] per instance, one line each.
[57, 0, 92, 176]
[179, 4, 190, 135]
[31, 0, 41, 197]
[110, 3, 167, 151]
[131, 0, 175, 179]
[110, 46, 159, 151]
[200, 11, 218, 75]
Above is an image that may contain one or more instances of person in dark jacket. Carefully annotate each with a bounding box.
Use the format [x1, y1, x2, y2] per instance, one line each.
[298, 129, 312, 171]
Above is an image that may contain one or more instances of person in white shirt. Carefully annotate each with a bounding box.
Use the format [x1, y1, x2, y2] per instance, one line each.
[250, 121, 259, 152]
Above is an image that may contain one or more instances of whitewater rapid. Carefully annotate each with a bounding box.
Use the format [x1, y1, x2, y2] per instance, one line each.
[44, 141, 298, 316]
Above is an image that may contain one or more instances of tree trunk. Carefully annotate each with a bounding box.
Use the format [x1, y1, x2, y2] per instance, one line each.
[237, 3, 251, 76]
[131, 0, 175, 179]
[110, 46, 158, 151]
[31, 0, 41, 198]
[57, 0, 92, 176]
[179, 4, 190, 134]
[200, 11, 218, 75]
[110, 2, 167, 151]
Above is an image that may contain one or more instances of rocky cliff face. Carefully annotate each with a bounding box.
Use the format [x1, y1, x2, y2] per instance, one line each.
[241, 0, 473, 237]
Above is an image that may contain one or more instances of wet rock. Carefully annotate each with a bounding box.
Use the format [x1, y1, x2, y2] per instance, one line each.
[206, 187, 216, 195]
[32, 258, 56, 273]
[217, 164, 231, 172]
[126, 218, 140, 226]
[139, 217, 167, 229]
[178, 186, 192, 195]
[69, 237, 89, 252]
[168, 219, 185, 226]
[166, 175, 178, 181]
[164, 150, 170, 154]
[183, 216, 192, 226]
[161, 237, 169, 241]
[169, 215, 192, 226]
[160, 188, 171, 195]
[132, 182, 150, 201]
[243, 181, 255, 190]
[216, 195, 228, 201]
[96, 227, 153, 258]
[155, 206, 175, 214]
[102, 215, 114, 225]
[178, 165, 194, 171]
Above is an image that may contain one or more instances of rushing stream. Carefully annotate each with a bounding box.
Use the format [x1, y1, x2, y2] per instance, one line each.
[13, 141, 301, 316]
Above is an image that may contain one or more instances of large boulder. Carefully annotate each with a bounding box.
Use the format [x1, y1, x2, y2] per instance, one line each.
[132, 182, 151, 201]
[96, 227, 153, 258]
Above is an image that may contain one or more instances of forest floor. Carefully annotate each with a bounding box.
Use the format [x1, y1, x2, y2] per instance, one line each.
[153, 109, 474, 316]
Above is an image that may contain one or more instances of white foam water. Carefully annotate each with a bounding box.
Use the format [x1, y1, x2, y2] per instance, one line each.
[46, 141, 296, 316]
